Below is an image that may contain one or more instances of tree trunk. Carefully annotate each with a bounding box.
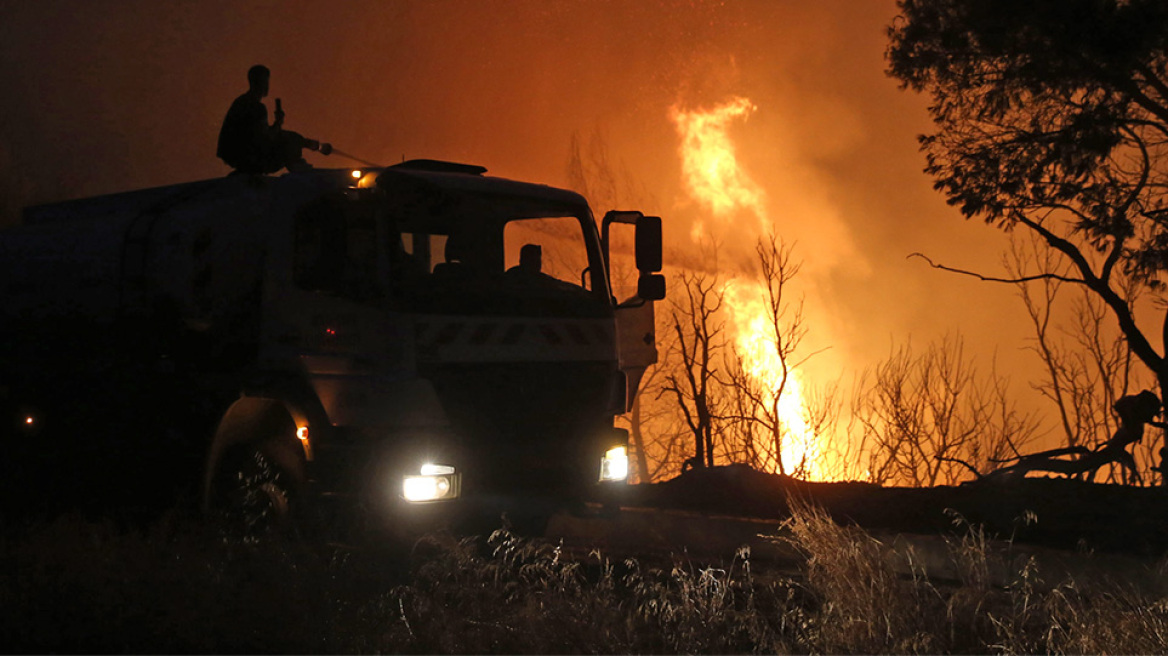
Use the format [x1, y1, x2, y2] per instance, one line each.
[629, 393, 651, 484]
[1158, 365, 1168, 487]
[1159, 313, 1168, 486]
[692, 399, 708, 469]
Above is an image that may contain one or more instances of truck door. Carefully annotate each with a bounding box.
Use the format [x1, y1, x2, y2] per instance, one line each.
[263, 191, 428, 428]
[615, 299, 657, 413]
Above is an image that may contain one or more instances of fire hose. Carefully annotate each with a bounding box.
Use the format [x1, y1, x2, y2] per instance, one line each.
[311, 140, 383, 168]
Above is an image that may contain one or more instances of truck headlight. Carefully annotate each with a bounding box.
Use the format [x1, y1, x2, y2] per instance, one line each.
[402, 463, 461, 502]
[599, 446, 628, 482]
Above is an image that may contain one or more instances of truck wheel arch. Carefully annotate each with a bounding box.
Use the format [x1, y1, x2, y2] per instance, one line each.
[200, 397, 307, 515]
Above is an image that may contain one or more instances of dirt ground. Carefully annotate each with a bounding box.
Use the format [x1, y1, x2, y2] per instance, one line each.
[609, 464, 1168, 557]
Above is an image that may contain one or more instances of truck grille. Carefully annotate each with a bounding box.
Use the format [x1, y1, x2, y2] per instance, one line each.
[421, 361, 615, 491]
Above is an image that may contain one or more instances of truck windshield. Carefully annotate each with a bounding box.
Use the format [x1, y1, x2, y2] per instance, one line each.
[291, 188, 613, 317]
[390, 212, 611, 317]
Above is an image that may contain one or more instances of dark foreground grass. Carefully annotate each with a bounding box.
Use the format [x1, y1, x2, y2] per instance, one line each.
[4, 505, 1168, 654]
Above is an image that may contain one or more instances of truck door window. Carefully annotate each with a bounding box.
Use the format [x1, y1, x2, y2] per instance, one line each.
[387, 214, 608, 317]
[605, 226, 640, 303]
[397, 233, 446, 273]
[293, 195, 382, 301]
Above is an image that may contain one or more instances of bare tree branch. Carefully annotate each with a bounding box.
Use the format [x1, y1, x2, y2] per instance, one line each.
[908, 252, 1086, 285]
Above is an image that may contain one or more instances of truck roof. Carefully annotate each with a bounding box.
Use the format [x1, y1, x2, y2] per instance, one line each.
[384, 160, 589, 211]
[23, 162, 592, 225]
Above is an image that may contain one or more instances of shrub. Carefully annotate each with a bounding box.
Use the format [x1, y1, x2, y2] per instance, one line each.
[4, 505, 1168, 653]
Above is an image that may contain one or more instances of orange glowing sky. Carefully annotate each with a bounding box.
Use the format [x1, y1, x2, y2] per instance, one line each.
[0, 0, 1068, 418]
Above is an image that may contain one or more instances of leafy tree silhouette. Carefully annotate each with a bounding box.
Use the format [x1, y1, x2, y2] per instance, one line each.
[888, 0, 1168, 481]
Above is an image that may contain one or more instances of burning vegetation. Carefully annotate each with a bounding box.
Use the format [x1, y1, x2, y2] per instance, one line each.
[624, 58, 1168, 487]
[619, 93, 1032, 485]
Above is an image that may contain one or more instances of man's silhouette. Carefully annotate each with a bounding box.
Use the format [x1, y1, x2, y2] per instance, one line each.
[506, 243, 578, 292]
[217, 65, 328, 174]
[508, 243, 544, 276]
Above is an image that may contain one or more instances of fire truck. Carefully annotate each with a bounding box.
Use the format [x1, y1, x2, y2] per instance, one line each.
[0, 161, 663, 535]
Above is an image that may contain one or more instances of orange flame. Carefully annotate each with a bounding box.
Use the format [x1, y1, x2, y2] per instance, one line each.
[672, 97, 823, 478]
[671, 97, 768, 239]
[724, 281, 822, 478]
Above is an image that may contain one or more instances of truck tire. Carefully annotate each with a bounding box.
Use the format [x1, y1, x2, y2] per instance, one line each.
[202, 399, 307, 540]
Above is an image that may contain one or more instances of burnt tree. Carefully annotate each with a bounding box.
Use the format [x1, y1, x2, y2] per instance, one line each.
[661, 270, 727, 470]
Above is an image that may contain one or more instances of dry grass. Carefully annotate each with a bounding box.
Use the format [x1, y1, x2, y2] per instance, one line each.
[4, 505, 1168, 653]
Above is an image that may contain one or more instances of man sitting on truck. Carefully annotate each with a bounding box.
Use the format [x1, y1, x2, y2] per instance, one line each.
[216, 64, 329, 174]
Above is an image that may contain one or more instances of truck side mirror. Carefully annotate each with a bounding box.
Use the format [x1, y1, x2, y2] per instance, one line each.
[635, 216, 662, 273]
[637, 273, 666, 301]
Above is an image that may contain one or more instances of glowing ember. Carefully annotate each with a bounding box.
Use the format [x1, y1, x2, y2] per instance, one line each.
[673, 97, 823, 478]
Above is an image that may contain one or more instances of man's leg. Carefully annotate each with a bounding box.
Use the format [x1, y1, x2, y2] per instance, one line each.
[275, 130, 312, 171]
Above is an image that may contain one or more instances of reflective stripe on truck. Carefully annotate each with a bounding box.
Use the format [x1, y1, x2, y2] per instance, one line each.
[415, 316, 617, 363]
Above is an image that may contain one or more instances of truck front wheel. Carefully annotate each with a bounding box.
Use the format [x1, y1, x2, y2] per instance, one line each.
[209, 444, 295, 537]
[202, 399, 306, 540]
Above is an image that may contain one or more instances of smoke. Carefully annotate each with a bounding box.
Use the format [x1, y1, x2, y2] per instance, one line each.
[0, 139, 33, 228]
[0, 0, 1041, 412]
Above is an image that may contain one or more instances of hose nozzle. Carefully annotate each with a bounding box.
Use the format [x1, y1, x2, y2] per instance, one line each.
[304, 139, 331, 155]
